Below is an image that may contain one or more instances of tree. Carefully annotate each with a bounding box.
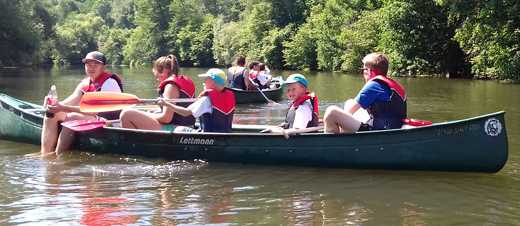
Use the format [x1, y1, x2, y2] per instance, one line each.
[447, 0, 520, 80]
[51, 13, 105, 65]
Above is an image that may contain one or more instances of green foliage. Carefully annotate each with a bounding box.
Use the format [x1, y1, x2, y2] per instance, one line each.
[99, 28, 131, 65]
[283, 23, 318, 70]
[123, 0, 170, 66]
[450, 0, 520, 80]
[51, 13, 105, 65]
[339, 10, 382, 72]
[284, 0, 357, 71]
[212, 19, 243, 65]
[1, 0, 519, 81]
[377, 0, 451, 76]
[0, 0, 42, 66]
[175, 16, 216, 66]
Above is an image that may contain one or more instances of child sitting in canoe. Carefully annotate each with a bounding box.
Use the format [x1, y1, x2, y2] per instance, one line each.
[159, 68, 236, 133]
[264, 74, 319, 134]
[281, 74, 319, 129]
[323, 52, 407, 133]
[119, 54, 196, 131]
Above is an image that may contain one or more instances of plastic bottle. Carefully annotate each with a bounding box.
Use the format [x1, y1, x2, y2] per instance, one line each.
[44, 85, 58, 118]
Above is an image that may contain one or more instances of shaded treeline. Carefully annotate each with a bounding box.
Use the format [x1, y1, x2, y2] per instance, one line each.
[0, 0, 518, 80]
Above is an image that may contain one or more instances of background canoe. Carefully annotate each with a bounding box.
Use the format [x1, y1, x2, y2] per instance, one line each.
[230, 77, 284, 104]
[0, 93, 509, 173]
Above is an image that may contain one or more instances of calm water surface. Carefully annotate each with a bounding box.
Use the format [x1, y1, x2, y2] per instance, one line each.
[0, 66, 519, 225]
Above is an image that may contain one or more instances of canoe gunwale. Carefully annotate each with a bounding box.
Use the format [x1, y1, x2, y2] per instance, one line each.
[99, 110, 506, 137]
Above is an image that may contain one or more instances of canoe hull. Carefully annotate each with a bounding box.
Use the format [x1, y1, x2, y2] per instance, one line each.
[0, 93, 508, 173]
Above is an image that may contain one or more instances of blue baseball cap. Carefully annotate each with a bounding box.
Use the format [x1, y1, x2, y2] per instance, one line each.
[284, 74, 308, 87]
[198, 68, 226, 86]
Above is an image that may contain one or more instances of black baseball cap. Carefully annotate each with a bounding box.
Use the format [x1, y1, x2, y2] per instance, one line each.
[82, 51, 107, 64]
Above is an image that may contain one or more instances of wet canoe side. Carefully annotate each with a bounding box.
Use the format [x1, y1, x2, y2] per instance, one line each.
[0, 93, 509, 172]
[76, 112, 508, 172]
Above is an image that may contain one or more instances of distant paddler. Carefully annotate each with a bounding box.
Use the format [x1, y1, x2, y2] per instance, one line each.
[41, 51, 123, 156]
[226, 55, 249, 90]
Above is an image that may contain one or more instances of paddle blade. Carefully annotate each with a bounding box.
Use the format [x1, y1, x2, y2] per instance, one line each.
[80, 92, 141, 112]
[61, 119, 107, 132]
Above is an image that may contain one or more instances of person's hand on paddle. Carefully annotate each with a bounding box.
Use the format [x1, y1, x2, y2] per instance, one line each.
[157, 97, 175, 109]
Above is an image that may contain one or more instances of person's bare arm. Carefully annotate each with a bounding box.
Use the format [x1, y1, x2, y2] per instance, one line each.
[159, 100, 194, 117]
[244, 70, 253, 90]
[47, 81, 86, 113]
[345, 99, 362, 115]
[155, 84, 180, 123]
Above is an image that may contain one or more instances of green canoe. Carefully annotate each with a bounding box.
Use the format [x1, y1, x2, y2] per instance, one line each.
[230, 77, 284, 104]
[0, 93, 508, 173]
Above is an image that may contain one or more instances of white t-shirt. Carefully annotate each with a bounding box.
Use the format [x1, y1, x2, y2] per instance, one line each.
[187, 96, 212, 118]
[256, 71, 271, 86]
[100, 78, 122, 92]
[292, 102, 313, 129]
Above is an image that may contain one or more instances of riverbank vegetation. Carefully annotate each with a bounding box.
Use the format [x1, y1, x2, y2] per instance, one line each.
[0, 0, 518, 80]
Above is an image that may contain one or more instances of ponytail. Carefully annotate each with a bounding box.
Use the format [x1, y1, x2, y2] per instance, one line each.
[153, 54, 180, 76]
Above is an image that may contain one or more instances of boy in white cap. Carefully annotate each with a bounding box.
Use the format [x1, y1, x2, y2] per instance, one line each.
[159, 68, 236, 133]
[41, 51, 123, 155]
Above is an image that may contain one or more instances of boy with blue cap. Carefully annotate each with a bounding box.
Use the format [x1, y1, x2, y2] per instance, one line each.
[281, 74, 319, 129]
[159, 68, 236, 133]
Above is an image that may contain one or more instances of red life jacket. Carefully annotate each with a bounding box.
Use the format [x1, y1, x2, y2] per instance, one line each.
[284, 92, 319, 129]
[369, 75, 406, 101]
[249, 71, 259, 80]
[198, 89, 235, 132]
[158, 75, 196, 126]
[80, 71, 123, 120]
[158, 75, 195, 98]
[81, 72, 123, 93]
[366, 75, 407, 130]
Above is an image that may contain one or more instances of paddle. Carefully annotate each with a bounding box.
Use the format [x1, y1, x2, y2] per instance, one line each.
[248, 76, 280, 105]
[80, 92, 196, 113]
[403, 118, 432, 126]
[61, 119, 117, 132]
[254, 85, 280, 105]
[261, 125, 324, 139]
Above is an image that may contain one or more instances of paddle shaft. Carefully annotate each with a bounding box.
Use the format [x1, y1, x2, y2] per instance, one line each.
[82, 98, 197, 105]
[248, 76, 279, 104]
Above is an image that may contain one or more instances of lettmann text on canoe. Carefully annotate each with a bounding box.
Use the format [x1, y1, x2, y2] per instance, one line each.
[179, 137, 215, 145]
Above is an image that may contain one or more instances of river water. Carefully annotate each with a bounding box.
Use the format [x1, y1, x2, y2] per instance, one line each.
[0, 66, 519, 225]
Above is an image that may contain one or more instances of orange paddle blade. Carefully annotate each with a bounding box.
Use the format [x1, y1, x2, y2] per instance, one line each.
[80, 92, 142, 113]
